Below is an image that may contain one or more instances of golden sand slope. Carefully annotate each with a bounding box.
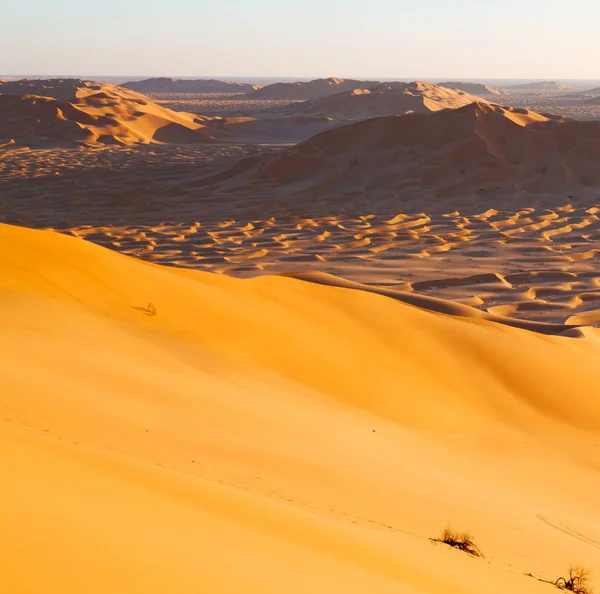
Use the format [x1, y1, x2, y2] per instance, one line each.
[1, 223, 600, 593]
[50, 206, 600, 326]
[273, 81, 486, 120]
[0, 79, 221, 146]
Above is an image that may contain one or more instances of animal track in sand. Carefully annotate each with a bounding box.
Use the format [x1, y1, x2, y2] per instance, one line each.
[537, 514, 600, 550]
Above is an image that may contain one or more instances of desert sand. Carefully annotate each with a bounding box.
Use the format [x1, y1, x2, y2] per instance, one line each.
[2, 75, 600, 593]
[437, 81, 508, 96]
[266, 81, 487, 120]
[2, 222, 600, 594]
[0, 79, 223, 146]
[244, 76, 382, 100]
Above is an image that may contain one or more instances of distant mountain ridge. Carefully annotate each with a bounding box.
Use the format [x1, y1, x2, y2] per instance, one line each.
[267, 81, 487, 120]
[437, 81, 508, 96]
[0, 78, 120, 100]
[121, 77, 260, 93]
[243, 77, 382, 100]
[505, 81, 570, 91]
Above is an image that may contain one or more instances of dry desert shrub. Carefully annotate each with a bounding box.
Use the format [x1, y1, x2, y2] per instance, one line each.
[144, 303, 158, 316]
[133, 302, 157, 316]
[432, 524, 483, 557]
[555, 566, 593, 594]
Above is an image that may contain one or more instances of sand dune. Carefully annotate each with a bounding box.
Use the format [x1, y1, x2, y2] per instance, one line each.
[0, 77, 140, 100]
[266, 81, 486, 120]
[506, 81, 569, 91]
[0, 78, 222, 146]
[208, 102, 600, 196]
[121, 77, 260, 93]
[244, 76, 381, 100]
[2, 222, 600, 593]
[437, 81, 508, 96]
[218, 114, 334, 141]
[4, 97, 600, 326]
[46, 204, 600, 326]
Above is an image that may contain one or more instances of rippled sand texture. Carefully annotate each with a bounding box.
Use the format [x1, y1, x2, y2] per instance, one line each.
[52, 205, 600, 325]
[4, 101, 600, 326]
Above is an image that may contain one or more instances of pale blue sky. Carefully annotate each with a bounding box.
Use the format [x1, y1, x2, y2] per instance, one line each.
[2, 0, 598, 78]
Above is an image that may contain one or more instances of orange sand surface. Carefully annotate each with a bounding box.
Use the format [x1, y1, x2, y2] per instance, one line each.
[1, 222, 600, 592]
[3, 76, 600, 592]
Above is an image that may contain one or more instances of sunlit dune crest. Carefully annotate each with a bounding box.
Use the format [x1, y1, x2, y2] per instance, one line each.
[0, 78, 221, 146]
[267, 81, 488, 119]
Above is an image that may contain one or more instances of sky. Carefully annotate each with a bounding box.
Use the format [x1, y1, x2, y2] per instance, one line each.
[2, 0, 599, 79]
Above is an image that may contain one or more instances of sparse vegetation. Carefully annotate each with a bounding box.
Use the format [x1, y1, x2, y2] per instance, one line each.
[431, 524, 483, 557]
[555, 566, 593, 594]
[134, 302, 157, 316]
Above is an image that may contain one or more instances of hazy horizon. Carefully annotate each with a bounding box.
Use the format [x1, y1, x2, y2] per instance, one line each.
[3, 0, 599, 79]
[2, 75, 600, 89]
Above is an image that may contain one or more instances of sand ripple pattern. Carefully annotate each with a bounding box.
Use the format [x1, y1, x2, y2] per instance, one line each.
[42, 205, 600, 325]
[3, 139, 600, 326]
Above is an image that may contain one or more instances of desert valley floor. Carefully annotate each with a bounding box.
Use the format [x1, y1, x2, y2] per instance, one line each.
[1, 76, 600, 593]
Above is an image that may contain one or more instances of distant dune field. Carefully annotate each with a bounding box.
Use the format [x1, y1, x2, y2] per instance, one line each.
[3, 75, 600, 594]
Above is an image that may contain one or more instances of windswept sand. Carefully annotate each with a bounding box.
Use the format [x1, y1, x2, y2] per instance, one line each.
[437, 81, 508, 96]
[2, 223, 600, 594]
[3, 102, 600, 325]
[3, 70, 600, 593]
[0, 79, 223, 146]
[196, 103, 599, 204]
[142, 82, 487, 141]
[243, 76, 379, 100]
[266, 81, 487, 120]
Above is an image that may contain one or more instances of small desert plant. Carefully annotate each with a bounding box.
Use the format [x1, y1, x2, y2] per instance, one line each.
[555, 566, 593, 594]
[432, 524, 483, 557]
[136, 302, 157, 316]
